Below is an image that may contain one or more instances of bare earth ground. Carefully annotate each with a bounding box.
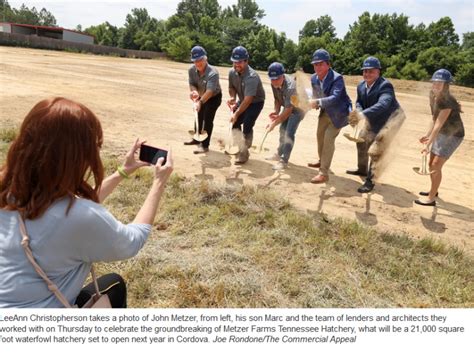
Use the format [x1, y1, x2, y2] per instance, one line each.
[1, 47, 473, 254]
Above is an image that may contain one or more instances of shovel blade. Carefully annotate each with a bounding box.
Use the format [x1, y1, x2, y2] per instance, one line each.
[343, 132, 365, 143]
[413, 167, 433, 175]
[193, 131, 208, 142]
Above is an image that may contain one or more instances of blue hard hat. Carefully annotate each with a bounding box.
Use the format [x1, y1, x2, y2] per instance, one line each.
[191, 46, 207, 61]
[361, 56, 381, 70]
[431, 69, 453, 83]
[231, 46, 249, 62]
[268, 62, 285, 80]
[311, 49, 330, 64]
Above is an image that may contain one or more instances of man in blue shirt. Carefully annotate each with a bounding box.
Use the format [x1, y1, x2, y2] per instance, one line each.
[347, 56, 405, 193]
[308, 49, 352, 184]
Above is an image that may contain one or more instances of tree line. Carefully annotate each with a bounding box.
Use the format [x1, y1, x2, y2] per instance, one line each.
[1, 0, 473, 87]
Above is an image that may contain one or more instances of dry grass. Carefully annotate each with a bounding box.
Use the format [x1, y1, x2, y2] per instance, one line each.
[98, 157, 474, 308]
[0, 138, 472, 308]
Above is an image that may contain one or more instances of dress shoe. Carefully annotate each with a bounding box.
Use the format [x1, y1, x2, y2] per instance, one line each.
[357, 179, 374, 193]
[193, 146, 209, 154]
[310, 174, 328, 184]
[307, 161, 321, 168]
[419, 191, 438, 197]
[235, 150, 249, 165]
[414, 199, 436, 206]
[184, 139, 200, 145]
[346, 169, 368, 177]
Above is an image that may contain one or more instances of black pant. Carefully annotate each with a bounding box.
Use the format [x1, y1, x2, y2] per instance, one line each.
[75, 273, 127, 308]
[196, 92, 222, 148]
[232, 101, 264, 144]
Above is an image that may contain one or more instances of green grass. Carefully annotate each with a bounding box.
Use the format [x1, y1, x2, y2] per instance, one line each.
[1, 143, 473, 308]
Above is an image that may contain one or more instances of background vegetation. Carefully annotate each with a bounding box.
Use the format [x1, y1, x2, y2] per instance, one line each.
[1, 0, 473, 87]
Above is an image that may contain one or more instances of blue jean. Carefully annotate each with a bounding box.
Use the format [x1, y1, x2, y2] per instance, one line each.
[277, 110, 303, 163]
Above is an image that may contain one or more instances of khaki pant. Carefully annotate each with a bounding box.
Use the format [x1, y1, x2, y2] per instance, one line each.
[317, 112, 341, 176]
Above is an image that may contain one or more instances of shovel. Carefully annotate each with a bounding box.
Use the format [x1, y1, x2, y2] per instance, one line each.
[187, 102, 208, 142]
[343, 119, 365, 143]
[225, 122, 239, 155]
[255, 128, 270, 154]
[413, 149, 433, 175]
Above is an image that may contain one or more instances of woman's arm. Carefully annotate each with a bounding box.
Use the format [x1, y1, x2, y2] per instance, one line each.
[98, 139, 149, 203]
[422, 109, 451, 153]
[419, 120, 435, 144]
[133, 149, 174, 224]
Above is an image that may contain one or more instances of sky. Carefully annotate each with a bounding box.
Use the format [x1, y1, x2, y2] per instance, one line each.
[6, 0, 474, 42]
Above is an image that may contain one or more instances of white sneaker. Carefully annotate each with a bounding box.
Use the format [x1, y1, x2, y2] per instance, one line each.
[272, 161, 288, 170]
[265, 153, 281, 161]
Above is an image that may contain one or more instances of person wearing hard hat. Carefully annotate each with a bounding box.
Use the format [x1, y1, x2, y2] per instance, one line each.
[307, 49, 352, 184]
[185, 45, 222, 154]
[227, 46, 265, 165]
[264, 62, 305, 170]
[415, 69, 464, 206]
[347, 56, 405, 193]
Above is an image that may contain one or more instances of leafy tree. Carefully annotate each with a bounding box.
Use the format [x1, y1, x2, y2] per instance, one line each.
[118, 8, 161, 50]
[281, 39, 298, 72]
[400, 62, 428, 81]
[165, 34, 193, 62]
[85, 22, 119, 46]
[38, 8, 56, 26]
[416, 47, 460, 76]
[455, 63, 474, 87]
[224, 0, 265, 23]
[245, 26, 279, 70]
[299, 15, 336, 41]
[461, 32, 474, 50]
[427, 17, 459, 47]
[1, 1, 56, 26]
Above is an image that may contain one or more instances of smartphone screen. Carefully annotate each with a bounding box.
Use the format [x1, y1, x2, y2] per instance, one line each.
[139, 144, 168, 165]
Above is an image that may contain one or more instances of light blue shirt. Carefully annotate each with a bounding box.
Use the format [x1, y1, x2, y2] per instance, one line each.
[0, 198, 151, 308]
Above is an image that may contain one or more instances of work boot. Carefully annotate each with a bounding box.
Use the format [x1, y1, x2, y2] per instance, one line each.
[235, 148, 249, 165]
[357, 179, 374, 193]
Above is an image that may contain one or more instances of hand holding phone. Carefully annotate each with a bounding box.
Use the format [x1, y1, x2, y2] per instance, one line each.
[139, 144, 168, 165]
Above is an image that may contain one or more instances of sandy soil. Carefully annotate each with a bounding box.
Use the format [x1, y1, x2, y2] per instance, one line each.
[1, 47, 473, 254]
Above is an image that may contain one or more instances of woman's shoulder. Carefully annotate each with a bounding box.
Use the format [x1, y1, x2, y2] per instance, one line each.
[46, 197, 109, 225]
[437, 93, 460, 111]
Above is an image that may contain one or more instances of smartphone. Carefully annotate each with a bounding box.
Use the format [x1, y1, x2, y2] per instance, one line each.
[139, 144, 168, 165]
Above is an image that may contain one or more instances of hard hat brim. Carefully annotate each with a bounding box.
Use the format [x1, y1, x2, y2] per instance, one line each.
[430, 78, 451, 82]
[269, 75, 283, 80]
[231, 57, 248, 62]
[191, 55, 206, 62]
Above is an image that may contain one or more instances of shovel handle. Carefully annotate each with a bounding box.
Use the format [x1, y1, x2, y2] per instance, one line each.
[257, 129, 270, 153]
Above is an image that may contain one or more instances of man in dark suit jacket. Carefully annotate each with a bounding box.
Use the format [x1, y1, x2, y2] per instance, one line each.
[308, 49, 352, 184]
[347, 56, 405, 193]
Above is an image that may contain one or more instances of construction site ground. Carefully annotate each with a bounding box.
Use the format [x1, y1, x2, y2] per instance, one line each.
[1, 47, 473, 254]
